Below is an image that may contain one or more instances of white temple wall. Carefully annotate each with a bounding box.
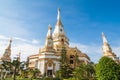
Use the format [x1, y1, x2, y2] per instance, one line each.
[53, 61, 60, 72]
[38, 60, 45, 75]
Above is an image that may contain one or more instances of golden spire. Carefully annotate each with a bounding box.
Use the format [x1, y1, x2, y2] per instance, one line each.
[56, 8, 63, 26]
[41, 24, 55, 52]
[57, 8, 60, 20]
[2, 38, 12, 62]
[45, 24, 53, 48]
[17, 52, 21, 61]
[53, 8, 69, 46]
[47, 24, 52, 38]
[102, 32, 108, 44]
[102, 32, 116, 57]
[7, 38, 12, 49]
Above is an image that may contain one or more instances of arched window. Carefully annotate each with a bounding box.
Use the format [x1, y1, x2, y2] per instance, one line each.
[60, 29, 62, 32]
[61, 39, 64, 44]
[70, 55, 74, 64]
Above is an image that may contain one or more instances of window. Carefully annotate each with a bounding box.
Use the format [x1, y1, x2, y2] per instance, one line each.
[61, 39, 64, 42]
[70, 55, 74, 64]
[57, 49, 59, 51]
[47, 70, 52, 76]
[60, 29, 62, 32]
[70, 60, 74, 64]
[61, 39, 64, 44]
[70, 55, 74, 58]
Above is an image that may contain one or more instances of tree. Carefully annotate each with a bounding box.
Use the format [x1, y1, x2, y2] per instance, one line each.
[60, 47, 68, 64]
[58, 47, 73, 79]
[2, 60, 12, 79]
[11, 59, 21, 80]
[0, 62, 4, 80]
[74, 52, 79, 67]
[60, 63, 73, 78]
[73, 63, 96, 80]
[96, 56, 120, 80]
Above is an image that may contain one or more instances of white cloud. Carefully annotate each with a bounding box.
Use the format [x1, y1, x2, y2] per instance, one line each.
[14, 37, 29, 42]
[32, 39, 40, 44]
[0, 16, 29, 37]
[11, 43, 40, 61]
[112, 46, 120, 57]
[0, 35, 9, 40]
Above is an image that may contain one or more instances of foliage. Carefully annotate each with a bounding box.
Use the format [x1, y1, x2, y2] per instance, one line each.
[5, 77, 60, 80]
[1, 60, 13, 79]
[1, 59, 28, 80]
[1, 58, 41, 80]
[57, 47, 73, 79]
[20, 68, 41, 79]
[73, 63, 96, 80]
[60, 63, 73, 79]
[96, 56, 120, 80]
[60, 47, 68, 64]
[11, 59, 21, 80]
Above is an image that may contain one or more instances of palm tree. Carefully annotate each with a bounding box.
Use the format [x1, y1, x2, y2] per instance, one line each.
[11, 59, 21, 80]
[0, 63, 4, 80]
[2, 60, 12, 79]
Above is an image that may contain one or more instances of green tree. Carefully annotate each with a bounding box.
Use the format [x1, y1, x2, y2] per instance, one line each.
[12, 59, 21, 80]
[60, 47, 68, 64]
[74, 52, 79, 67]
[32, 68, 41, 78]
[96, 56, 120, 80]
[21, 68, 41, 79]
[2, 60, 12, 79]
[60, 64, 73, 79]
[73, 63, 96, 80]
[58, 47, 73, 79]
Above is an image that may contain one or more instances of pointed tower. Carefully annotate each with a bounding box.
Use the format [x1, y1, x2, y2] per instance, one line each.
[17, 52, 21, 62]
[102, 32, 116, 59]
[41, 25, 55, 53]
[39, 25, 57, 76]
[2, 38, 12, 62]
[53, 8, 69, 48]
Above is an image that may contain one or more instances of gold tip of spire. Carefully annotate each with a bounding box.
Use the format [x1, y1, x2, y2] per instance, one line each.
[102, 32, 108, 43]
[57, 8, 61, 20]
[48, 24, 52, 30]
[10, 37, 12, 43]
[102, 32, 104, 36]
[58, 8, 60, 12]
[19, 52, 21, 55]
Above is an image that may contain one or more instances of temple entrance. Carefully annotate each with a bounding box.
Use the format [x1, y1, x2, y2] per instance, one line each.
[47, 70, 52, 76]
[46, 59, 54, 77]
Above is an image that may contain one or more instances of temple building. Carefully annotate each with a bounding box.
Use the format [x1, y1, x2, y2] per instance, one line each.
[102, 32, 119, 61]
[28, 8, 90, 76]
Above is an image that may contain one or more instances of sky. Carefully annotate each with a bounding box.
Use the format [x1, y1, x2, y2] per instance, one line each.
[0, 0, 120, 63]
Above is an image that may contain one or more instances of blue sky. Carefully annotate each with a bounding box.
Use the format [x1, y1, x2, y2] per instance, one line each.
[0, 0, 120, 62]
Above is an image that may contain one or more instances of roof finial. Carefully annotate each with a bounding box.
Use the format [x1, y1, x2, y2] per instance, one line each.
[102, 32, 108, 43]
[57, 8, 61, 20]
[7, 38, 12, 49]
[17, 52, 21, 61]
[48, 24, 52, 30]
[47, 24, 52, 38]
